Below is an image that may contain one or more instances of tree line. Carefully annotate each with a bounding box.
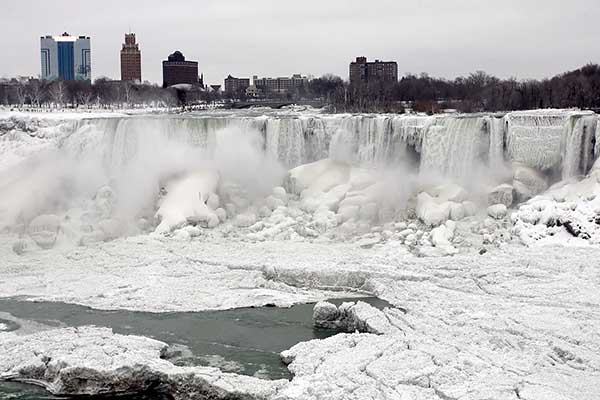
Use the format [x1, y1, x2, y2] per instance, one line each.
[2, 63, 600, 113]
[308, 64, 600, 113]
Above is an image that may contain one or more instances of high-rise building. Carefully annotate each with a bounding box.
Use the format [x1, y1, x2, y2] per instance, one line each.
[349, 57, 398, 85]
[40, 33, 91, 81]
[224, 75, 250, 94]
[162, 51, 200, 88]
[120, 33, 141, 82]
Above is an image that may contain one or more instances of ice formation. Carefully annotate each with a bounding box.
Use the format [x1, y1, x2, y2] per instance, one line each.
[1, 108, 600, 253]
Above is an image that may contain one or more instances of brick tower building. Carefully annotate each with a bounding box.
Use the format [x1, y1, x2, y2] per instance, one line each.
[120, 33, 141, 82]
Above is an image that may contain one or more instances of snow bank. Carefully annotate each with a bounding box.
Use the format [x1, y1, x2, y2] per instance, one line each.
[512, 160, 600, 246]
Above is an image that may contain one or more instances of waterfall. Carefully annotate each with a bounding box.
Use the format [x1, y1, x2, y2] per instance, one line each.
[505, 111, 568, 172]
[488, 116, 505, 170]
[265, 117, 330, 168]
[57, 110, 600, 183]
[420, 116, 488, 179]
[563, 114, 597, 178]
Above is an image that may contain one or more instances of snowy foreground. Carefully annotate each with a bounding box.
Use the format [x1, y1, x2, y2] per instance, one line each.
[1, 110, 600, 399]
[1, 237, 600, 399]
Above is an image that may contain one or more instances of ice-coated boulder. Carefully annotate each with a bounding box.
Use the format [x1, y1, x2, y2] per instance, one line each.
[512, 163, 548, 202]
[215, 208, 227, 222]
[313, 301, 398, 335]
[258, 206, 272, 218]
[488, 184, 514, 207]
[28, 214, 61, 249]
[430, 183, 469, 203]
[272, 186, 288, 203]
[416, 193, 451, 226]
[487, 204, 508, 220]
[207, 213, 219, 228]
[431, 222, 458, 255]
[206, 193, 220, 210]
[313, 301, 340, 328]
[234, 212, 257, 228]
[449, 202, 466, 221]
[287, 159, 350, 196]
[265, 195, 285, 211]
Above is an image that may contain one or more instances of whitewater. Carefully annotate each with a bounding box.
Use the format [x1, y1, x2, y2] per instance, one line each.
[1, 108, 600, 400]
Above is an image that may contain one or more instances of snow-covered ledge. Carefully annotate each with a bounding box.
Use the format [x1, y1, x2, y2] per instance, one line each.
[0, 326, 284, 399]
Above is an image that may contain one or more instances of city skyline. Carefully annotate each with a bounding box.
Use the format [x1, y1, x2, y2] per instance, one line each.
[2, 0, 600, 85]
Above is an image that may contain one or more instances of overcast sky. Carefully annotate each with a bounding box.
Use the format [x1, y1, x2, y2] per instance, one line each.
[1, 0, 599, 85]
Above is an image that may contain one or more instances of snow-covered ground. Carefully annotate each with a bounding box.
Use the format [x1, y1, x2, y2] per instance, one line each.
[1, 110, 600, 399]
[1, 237, 599, 399]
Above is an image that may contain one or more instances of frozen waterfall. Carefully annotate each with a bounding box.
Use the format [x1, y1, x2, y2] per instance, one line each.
[59, 110, 600, 182]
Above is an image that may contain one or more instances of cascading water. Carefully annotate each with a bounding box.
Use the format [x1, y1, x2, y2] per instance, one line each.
[57, 110, 600, 184]
[563, 114, 597, 179]
[420, 116, 489, 180]
[487, 116, 506, 171]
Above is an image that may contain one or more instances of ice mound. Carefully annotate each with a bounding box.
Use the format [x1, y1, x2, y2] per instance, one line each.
[513, 160, 600, 246]
[155, 169, 220, 233]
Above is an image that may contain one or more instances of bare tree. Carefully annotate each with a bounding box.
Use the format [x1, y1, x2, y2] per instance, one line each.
[123, 83, 132, 106]
[76, 88, 94, 108]
[15, 83, 27, 107]
[28, 80, 45, 108]
[49, 80, 65, 107]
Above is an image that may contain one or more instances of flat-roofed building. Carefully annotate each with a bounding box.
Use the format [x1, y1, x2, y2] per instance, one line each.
[349, 57, 398, 85]
[252, 74, 307, 94]
[224, 75, 250, 94]
[162, 51, 199, 88]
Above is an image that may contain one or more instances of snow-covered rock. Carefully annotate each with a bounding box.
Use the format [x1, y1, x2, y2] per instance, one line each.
[416, 193, 451, 226]
[488, 183, 514, 207]
[311, 301, 397, 335]
[430, 183, 468, 203]
[512, 163, 549, 202]
[487, 204, 508, 220]
[431, 222, 458, 255]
